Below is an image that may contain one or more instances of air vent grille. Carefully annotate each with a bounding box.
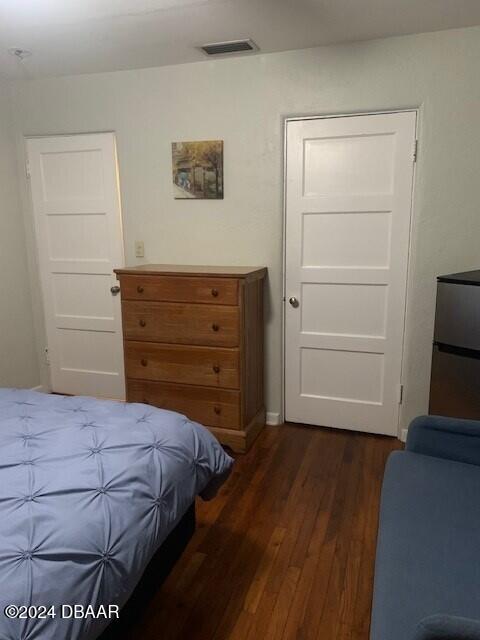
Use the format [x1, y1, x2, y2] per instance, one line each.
[200, 39, 258, 56]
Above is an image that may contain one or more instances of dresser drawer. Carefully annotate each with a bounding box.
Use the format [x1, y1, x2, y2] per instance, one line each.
[122, 301, 240, 347]
[127, 380, 241, 429]
[125, 342, 240, 389]
[119, 275, 239, 305]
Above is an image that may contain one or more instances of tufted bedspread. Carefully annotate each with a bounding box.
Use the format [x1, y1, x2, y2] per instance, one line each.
[0, 389, 233, 640]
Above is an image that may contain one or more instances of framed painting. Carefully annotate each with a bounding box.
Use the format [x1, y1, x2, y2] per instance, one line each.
[172, 140, 224, 199]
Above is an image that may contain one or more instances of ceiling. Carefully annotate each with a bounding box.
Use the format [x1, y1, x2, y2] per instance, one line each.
[1, 0, 480, 78]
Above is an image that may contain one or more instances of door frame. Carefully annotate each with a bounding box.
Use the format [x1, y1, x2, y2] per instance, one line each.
[281, 109, 419, 435]
[24, 131, 126, 395]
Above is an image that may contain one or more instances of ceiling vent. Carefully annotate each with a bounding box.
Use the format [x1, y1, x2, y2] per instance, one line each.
[199, 39, 258, 56]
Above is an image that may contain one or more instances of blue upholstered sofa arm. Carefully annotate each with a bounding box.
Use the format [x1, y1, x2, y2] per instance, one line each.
[415, 614, 480, 640]
[406, 415, 480, 466]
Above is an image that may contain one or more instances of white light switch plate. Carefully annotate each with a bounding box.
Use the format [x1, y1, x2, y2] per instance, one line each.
[135, 240, 145, 258]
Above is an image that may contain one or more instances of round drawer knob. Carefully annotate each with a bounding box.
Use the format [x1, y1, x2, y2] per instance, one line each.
[139, 319, 146, 327]
[211, 288, 219, 297]
[214, 406, 221, 415]
[212, 323, 219, 332]
[213, 365, 220, 374]
[137, 286, 144, 294]
[141, 359, 148, 367]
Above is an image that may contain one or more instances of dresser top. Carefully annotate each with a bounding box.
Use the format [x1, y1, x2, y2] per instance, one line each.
[115, 264, 267, 279]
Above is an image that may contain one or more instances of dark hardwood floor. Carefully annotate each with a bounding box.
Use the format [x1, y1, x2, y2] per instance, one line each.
[120, 423, 401, 640]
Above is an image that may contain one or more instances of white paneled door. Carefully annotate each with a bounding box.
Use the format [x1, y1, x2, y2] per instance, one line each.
[285, 112, 416, 435]
[27, 133, 126, 399]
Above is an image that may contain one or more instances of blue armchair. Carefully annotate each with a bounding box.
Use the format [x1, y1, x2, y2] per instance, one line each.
[370, 415, 480, 640]
[407, 415, 480, 467]
[414, 615, 480, 640]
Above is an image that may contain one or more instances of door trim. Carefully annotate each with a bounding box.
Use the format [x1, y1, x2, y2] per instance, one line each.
[281, 109, 419, 435]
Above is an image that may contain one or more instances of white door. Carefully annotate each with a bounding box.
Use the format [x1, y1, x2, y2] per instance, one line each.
[285, 112, 416, 435]
[27, 133, 126, 399]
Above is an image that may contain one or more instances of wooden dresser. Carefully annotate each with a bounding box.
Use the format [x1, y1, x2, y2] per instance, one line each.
[114, 265, 267, 452]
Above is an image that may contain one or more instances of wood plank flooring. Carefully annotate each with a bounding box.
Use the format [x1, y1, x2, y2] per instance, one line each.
[122, 423, 401, 640]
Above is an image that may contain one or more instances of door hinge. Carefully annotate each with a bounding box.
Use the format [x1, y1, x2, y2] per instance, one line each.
[45, 347, 50, 366]
[397, 383, 404, 404]
[413, 140, 418, 163]
[25, 160, 31, 179]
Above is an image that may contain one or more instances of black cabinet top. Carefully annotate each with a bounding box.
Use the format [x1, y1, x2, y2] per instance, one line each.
[438, 270, 480, 286]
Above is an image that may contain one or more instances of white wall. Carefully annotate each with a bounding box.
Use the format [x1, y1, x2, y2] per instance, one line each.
[12, 25, 480, 433]
[0, 79, 38, 388]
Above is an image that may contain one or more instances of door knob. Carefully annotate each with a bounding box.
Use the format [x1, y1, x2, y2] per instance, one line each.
[110, 286, 120, 295]
[289, 296, 299, 308]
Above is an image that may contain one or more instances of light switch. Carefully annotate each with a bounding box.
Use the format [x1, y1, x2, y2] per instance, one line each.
[135, 241, 145, 258]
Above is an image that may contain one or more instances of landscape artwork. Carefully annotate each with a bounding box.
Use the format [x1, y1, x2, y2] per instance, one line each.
[172, 140, 224, 199]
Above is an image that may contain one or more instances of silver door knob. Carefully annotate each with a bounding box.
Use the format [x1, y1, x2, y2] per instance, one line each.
[289, 296, 299, 308]
[110, 286, 121, 295]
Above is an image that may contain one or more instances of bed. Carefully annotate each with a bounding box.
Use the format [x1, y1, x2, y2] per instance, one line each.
[0, 388, 233, 640]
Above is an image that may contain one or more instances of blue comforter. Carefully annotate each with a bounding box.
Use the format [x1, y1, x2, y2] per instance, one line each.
[0, 389, 233, 640]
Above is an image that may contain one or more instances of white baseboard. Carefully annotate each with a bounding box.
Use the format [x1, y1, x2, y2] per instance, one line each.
[266, 412, 282, 426]
[400, 428, 408, 443]
[30, 385, 47, 393]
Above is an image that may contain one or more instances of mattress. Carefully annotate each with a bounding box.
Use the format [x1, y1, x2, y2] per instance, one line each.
[0, 388, 233, 639]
